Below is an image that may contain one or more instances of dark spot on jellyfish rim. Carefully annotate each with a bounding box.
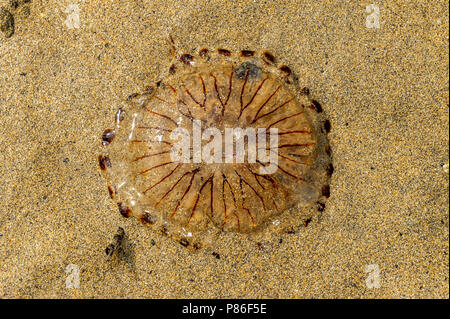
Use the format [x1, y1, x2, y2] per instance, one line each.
[326, 163, 334, 176]
[179, 238, 189, 247]
[279, 65, 292, 75]
[303, 217, 312, 227]
[323, 119, 331, 133]
[263, 51, 275, 63]
[98, 155, 111, 170]
[156, 80, 162, 87]
[180, 54, 194, 65]
[235, 62, 261, 79]
[102, 129, 115, 146]
[140, 212, 156, 225]
[117, 202, 131, 218]
[256, 242, 264, 250]
[321, 185, 330, 198]
[199, 48, 209, 57]
[107, 185, 115, 198]
[169, 64, 176, 74]
[218, 48, 231, 56]
[212, 252, 221, 259]
[241, 50, 255, 57]
[311, 100, 323, 113]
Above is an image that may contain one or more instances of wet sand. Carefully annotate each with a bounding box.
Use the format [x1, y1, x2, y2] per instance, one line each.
[0, 0, 448, 298]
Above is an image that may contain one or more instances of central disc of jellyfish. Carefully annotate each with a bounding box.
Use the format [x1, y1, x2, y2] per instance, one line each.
[101, 56, 331, 248]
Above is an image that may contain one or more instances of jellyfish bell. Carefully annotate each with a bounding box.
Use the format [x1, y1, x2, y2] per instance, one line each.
[99, 48, 332, 250]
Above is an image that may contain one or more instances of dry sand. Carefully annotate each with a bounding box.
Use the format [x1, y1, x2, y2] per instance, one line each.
[0, 0, 448, 298]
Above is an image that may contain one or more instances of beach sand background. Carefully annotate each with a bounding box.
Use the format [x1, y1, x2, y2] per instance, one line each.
[0, 0, 448, 298]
